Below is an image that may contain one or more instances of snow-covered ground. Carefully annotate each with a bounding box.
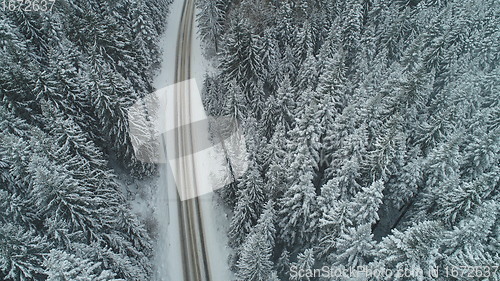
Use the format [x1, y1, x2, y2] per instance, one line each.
[152, 0, 234, 280]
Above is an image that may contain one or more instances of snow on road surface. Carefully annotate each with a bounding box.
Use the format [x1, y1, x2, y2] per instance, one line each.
[152, 0, 234, 280]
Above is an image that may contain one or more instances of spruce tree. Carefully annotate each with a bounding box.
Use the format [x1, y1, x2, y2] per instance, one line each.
[290, 248, 315, 281]
[375, 221, 443, 277]
[351, 180, 384, 225]
[196, 0, 226, 52]
[236, 231, 274, 281]
[278, 145, 319, 246]
[333, 224, 374, 268]
[0, 223, 49, 281]
[43, 250, 119, 281]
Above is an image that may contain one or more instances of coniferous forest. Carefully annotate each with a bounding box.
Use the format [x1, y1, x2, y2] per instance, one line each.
[0, 1, 170, 280]
[197, 0, 499, 280]
[0, 0, 499, 280]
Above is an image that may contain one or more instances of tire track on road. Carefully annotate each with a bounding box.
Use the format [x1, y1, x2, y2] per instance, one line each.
[174, 0, 212, 280]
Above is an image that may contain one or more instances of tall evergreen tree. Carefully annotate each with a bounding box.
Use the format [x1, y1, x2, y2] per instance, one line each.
[43, 250, 119, 281]
[290, 248, 315, 281]
[196, 0, 226, 52]
[236, 231, 274, 281]
[333, 224, 374, 268]
[351, 180, 384, 225]
[278, 144, 319, 246]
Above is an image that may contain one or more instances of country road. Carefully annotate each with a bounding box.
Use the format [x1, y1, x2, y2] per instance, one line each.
[173, 0, 212, 280]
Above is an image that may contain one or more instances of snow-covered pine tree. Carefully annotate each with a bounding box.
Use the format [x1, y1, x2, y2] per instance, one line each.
[341, 0, 364, 71]
[264, 123, 289, 198]
[45, 43, 86, 118]
[238, 159, 266, 217]
[384, 150, 422, 209]
[228, 191, 256, 248]
[196, 0, 226, 52]
[276, 250, 290, 278]
[333, 224, 374, 268]
[295, 51, 319, 91]
[274, 1, 294, 48]
[290, 248, 315, 281]
[278, 145, 319, 247]
[43, 249, 119, 281]
[293, 20, 316, 64]
[201, 75, 224, 116]
[0, 223, 49, 281]
[374, 221, 443, 277]
[222, 80, 247, 122]
[130, 1, 159, 69]
[288, 92, 322, 171]
[258, 28, 281, 92]
[366, 115, 407, 181]
[219, 18, 262, 96]
[8, 10, 49, 57]
[236, 231, 274, 281]
[315, 54, 346, 115]
[85, 50, 154, 176]
[440, 201, 499, 273]
[351, 180, 384, 226]
[317, 178, 349, 257]
[0, 18, 28, 60]
[260, 76, 296, 135]
[235, 200, 278, 280]
[253, 200, 277, 249]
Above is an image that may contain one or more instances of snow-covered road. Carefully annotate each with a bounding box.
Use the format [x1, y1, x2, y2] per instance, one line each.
[152, 0, 233, 280]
